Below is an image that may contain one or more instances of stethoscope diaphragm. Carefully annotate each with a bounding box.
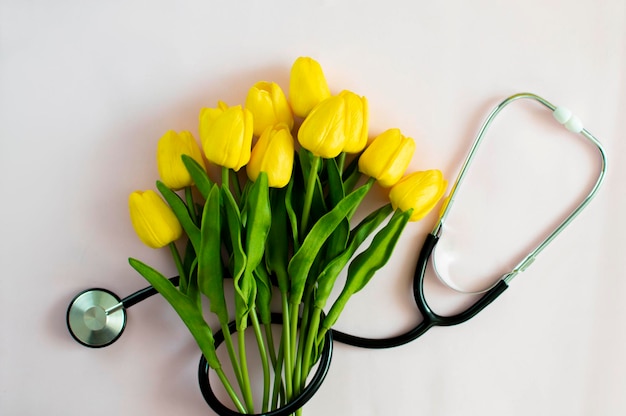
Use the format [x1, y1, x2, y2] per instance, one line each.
[66, 288, 127, 348]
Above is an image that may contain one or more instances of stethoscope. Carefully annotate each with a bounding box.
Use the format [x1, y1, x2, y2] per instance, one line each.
[66, 92, 607, 406]
[332, 92, 607, 347]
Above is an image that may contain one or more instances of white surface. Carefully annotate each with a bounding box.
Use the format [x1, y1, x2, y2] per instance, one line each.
[1, 1, 625, 415]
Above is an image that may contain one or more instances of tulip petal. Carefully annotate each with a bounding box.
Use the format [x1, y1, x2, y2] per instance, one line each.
[290, 57, 331, 118]
[389, 170, 448, 221]
[129, 190, 183, 249]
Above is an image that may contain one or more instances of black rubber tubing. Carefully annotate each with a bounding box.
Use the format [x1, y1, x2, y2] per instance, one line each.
[198, 312, 333, 416]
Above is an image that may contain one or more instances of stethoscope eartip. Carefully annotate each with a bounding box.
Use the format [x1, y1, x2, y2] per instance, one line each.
[66, 288, 127, 348]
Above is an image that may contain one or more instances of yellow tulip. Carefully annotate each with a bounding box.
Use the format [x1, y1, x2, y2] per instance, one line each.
[297, 94, 345, 158]
[338, 90, 368, 153]
[198, 101, 253, 171]
[129, 190, 183, 248]
[297, 90, 368, 158]
[245, 81, 294, 136]
[247, 124, 294, 188]
[389, 170, 448, 221]
[358, 128, 415, 187]
[289, 56, 331, 118]
[156, 130, 206, 190]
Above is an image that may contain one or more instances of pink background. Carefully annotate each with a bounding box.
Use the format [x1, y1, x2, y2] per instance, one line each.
[1, 1, 625, 415]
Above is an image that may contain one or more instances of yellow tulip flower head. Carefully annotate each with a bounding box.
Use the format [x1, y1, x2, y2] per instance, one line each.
[128, 190, 183, 248]
[289, 57, 331, 118]
[245, 81, 294, 137]
[297, 94, 346, 158]
[389, 170, 448, 221]
[297, 91, 368, 159]
[247, 123, 294, 188]
[338, 90, 368, 153]
[358, 128, 415, 187]
[156, 130, 206, 190]
[198, 101, 253, 171]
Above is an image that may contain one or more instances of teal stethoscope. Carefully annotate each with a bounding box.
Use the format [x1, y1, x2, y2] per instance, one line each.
[66, 92, 607, 412]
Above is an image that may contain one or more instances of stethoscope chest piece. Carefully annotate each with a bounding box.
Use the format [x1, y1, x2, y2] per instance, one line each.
[66, 288, 127, 348]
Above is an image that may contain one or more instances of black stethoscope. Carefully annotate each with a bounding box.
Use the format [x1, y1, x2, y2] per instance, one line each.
[66, 92, 607, 413]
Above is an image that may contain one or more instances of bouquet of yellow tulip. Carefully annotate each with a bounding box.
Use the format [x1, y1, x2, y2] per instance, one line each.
[128, 57, 447, 415]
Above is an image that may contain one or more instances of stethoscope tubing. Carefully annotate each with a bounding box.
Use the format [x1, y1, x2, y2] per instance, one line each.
[110, 229, 510, 349]
[331, 232, 510, 349]
[121, 276, 179, 309]
[198, 313, 333, 416]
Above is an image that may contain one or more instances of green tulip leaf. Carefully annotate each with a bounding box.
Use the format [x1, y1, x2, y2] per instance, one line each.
[266, 187, 290, 294]
[254, 264, 273, 325]
[186, 257, 201, 311]
[128, 257, 220, 369]
[285, 173, 300, 252]
[342, 155, 363, 194]
[298, 149, 326, 227]
[345, 209, 411, 294]
[326, 157, 345, 207]
[198, 184, 228, 324]
[182, 154, 213, 200]
[314, 203, 393, 309]
[245, 172, 272, 275]
[288, 181, 372, 305]
[230, 172, 271, 330]
[156, 180, 201, 251]
[322, 209, 411, 330]
[324, 159, 349, 267]
[222, 187, 247, 282]
[181, 239, 197, 295]
[222, 185, 250, 330]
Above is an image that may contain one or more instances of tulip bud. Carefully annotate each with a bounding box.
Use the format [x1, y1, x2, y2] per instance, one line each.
[338, 90, 368, 153]
[289, 57, 331, 118]
[245, 81, 294, 137]
[297, 90, 368, 159]
[247, 124, 294, 188]
[389, 170, 448, 221]
[297, 94, 346, 158]
[156, 130, 206, 190]
[129, 190, 183, 248]
[199, 101, 253, 171]
[358, 128, 415, 187]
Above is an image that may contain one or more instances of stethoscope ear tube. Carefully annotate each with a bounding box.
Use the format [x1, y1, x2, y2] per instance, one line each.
[413, 233, 509, 328]
[332, 233, 510, 349]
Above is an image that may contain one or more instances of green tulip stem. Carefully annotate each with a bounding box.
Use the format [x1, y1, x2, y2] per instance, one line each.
[214, 367, 247, 414]
[282, 294, 294, 402]
[250, 309, 271, 413]
[168, 243, 187, 294]
[265, 322, 277, 368]
[301, 155, 320, 232]
[221, 167, 230, 190]
[230, 169, 242, 201]
[220, 321, 245, 402]
[238, 329, 255, 413]
[299, 306, 322, 390]
[270, 334, 285, 410]
[288, 301, 300, 393]
[293, 289, 312, 396]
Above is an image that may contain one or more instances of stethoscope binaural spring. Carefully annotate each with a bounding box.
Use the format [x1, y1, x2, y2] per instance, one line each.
[65, 92, 607, 347]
